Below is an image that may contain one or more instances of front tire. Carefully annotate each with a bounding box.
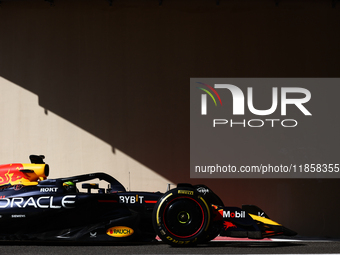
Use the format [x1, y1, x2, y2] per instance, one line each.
[152, 188, 211, 246]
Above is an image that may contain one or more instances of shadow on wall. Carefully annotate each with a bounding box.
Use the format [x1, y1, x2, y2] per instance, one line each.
[0, 76, 171, 192]
[0, 0, 340, 237]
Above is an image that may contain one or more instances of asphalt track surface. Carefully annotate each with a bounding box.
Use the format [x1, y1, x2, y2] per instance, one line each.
[1, 239, 340, 255]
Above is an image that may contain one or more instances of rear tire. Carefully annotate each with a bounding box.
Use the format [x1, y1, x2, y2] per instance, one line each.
[152, 188, 211, 246]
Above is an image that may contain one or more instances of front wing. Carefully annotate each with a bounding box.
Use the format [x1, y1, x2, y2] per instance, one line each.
[216, 205, 297, 239]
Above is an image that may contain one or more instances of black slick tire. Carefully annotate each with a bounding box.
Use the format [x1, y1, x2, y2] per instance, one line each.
[152, 188, 211, 246]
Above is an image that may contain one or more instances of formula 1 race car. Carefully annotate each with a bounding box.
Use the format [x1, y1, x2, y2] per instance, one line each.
[0, 155, 296, 246]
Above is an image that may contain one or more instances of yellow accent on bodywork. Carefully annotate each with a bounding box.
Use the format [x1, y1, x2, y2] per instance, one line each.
[22, 164, 48, 181]
[7, 179, 38, 186]
[249, 214, 282, 226]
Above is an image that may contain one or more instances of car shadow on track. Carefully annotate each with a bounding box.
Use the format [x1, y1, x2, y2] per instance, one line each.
[0, 240, 304, 248]
[197, 241, 305, 248]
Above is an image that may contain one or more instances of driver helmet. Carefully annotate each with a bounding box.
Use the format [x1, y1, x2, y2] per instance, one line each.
[63, 181, 76, 192]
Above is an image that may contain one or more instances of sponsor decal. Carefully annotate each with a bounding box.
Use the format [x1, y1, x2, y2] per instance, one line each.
[178, 190, 194, 195]
[166, 235, 196, 244]
[196, 187, 209, 195]
[90, 232, 97, 238]
[258, 212, 265, 217]
[119, 195, 144, 204]
[11, 214, 26, 218]
[14, 184, 23, 191]
[106, 226, 134, 237]
[223, 221, 237, 230]
[40, 187, 58, 193]
[223, 210, 246, 218]
[0, 195, 76, 209]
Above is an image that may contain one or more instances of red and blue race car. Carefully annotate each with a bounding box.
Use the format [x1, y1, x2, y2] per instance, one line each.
[0, 155, 296, 246]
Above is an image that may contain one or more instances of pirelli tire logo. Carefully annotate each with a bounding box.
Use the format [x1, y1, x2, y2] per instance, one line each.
[177, 190, 194, 195]
[166, 236, 197, 245]
[157, 225, 198, 245]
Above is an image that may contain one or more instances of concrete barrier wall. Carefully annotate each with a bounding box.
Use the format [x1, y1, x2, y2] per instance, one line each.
[0, 0, 339, 236]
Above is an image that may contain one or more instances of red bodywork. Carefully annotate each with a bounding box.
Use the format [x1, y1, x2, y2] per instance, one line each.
[0, 164, 27, 186]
